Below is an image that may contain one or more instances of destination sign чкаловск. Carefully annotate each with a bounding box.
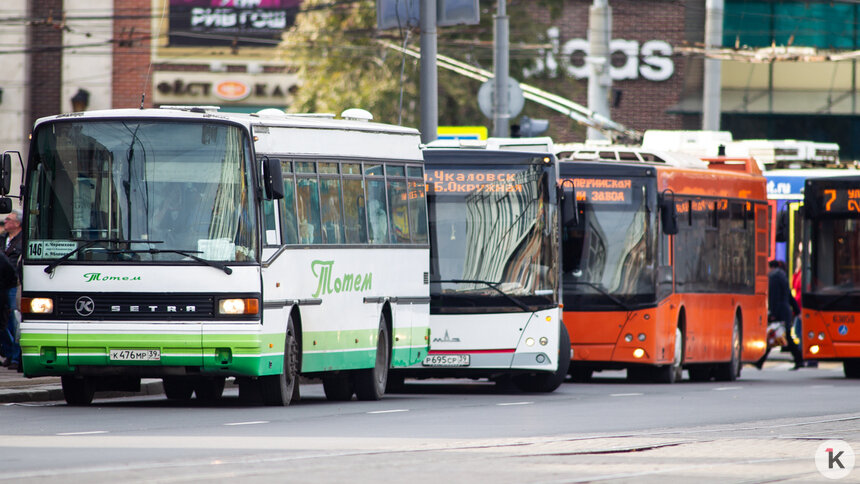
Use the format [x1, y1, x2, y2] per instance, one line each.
[425, 169, 525, 194]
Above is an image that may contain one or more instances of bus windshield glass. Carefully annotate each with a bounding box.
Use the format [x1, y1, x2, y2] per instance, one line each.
[427, 161, 558, 312]
[561, 176, 656, 308]
[807, 218, 860, 298]
[25, 119, 258, 263]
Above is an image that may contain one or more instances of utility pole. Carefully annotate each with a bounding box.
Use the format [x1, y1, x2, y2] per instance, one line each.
[420, 0, 438, 143]
[492, 0, 509, 138]
[587, 0, 611, 141]
[703, 0, 724, 130]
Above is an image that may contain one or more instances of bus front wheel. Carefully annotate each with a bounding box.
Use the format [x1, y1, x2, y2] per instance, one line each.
[715, 317, 742, 382]
[844, 359, 860, 378]
[653, 327, 684, 384]
[61, 376, 95, 406]
[261, 316, 299, 406]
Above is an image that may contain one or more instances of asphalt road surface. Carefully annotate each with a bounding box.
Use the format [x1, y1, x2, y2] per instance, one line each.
[1, 361, 858, 483]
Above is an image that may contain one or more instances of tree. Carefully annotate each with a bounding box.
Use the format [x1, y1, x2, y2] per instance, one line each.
[280, 0, 580, 138]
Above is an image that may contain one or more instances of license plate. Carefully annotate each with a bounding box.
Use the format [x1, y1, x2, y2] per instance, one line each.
[109, 349, 161, 361]
[422, 354, 470, 367]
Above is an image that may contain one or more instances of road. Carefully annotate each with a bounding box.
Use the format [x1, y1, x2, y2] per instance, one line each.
[0, 361, 858, 483]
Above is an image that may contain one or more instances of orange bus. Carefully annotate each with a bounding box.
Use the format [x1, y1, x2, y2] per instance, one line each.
[801, 175, 860, 377]
[557, 148, 769, 383]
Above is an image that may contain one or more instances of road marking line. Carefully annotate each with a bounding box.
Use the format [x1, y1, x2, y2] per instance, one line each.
[610, 393, 643, 397]
[56, 431, 108, 436]
[224, 421, 269, 426]
[713, 386, 742, 391]
[497, 402, 533, 406]
[367, 409, 409, 414]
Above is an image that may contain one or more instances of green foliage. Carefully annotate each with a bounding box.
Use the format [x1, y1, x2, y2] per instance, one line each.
[281, 0, 581, 137]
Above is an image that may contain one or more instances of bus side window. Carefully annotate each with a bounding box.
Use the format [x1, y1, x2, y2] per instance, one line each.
[319, 176, 344, 244]
[366, 178, 389, 244]
[281, 172, 299, 244]
[387, 174, 410, 243]
[296, 162, 322, 244]
[407, 169, 428, 243]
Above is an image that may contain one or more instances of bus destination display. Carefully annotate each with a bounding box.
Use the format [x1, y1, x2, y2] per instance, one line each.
[561, 177, 633, 204]
[425, 169, 525, 194]
[822, 187, 860, 214]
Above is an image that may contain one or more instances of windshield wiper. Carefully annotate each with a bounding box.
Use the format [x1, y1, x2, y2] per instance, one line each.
[44, 238, 161, 274]
[432, 278, 531, 311]
[565, 281, 631, 311]
[107, 248, 233, 275]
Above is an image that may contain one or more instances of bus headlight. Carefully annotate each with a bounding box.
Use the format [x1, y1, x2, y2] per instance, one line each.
[25, 297, 54, 314]
[810, 345, 820, 355]
[525, 337, 535, 346]
[818, 332, 826, 341]
[633, 348, 645, 358]
[638, 333, 647, 342]
[218, 298, 260, 315]
[625, 333, 633, 342]
[539, 337, 548, 346]
[808, 331, 815, 339]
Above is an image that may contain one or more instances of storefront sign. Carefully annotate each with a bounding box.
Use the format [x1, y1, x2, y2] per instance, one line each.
[153, 72, 300, 106]
[168, 0, 302, 47]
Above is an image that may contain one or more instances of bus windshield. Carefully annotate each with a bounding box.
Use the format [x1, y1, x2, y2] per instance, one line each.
[427, 161, 558, 312]
[562, 176, 656, 308]
[807, 218, 860, 304]
[25, 119, 258, 263]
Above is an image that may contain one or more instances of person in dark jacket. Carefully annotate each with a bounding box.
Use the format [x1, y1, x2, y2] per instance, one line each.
[755, 259, 803, 370]
[1, 210, 22, 371]
[0, 250, 19, 369]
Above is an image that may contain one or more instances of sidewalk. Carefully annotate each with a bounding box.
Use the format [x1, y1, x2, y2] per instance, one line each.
[0, 366, 164, 404]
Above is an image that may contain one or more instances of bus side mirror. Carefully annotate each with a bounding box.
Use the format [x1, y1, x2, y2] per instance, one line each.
[0, 198, 10, 214]
[559, 183, 579, 227]
[660, 196, 678, 235]
[263, 157, 284, 200]
[775, 209, 789, 242]
[0, 153, 11, 196]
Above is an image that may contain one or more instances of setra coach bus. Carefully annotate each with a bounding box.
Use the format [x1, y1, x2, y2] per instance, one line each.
[390, 144, 568, 392]
[800, 175, 860, 377]
[557, 146, 769, 383]
[0, 106, 430, 405]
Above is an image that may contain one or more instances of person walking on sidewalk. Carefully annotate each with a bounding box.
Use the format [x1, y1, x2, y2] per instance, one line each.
[755, 259, 803, 370]
[1, 210, 22, 371]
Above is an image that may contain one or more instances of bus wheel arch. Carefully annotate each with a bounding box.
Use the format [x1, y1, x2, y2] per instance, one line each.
[653, 313, 685, 384]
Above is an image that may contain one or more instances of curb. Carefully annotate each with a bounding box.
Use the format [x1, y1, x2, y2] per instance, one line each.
[0, 380, 165, 404]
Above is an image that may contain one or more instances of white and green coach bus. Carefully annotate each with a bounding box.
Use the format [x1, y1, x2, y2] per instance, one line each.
[0, 106, 430, 405]
[390, 143, 570, 392]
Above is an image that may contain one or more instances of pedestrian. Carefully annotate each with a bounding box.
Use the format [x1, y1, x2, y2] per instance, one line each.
[0, 250, 18, 370]
[755, 259, 803, 370]
[1, 210, 22, 371]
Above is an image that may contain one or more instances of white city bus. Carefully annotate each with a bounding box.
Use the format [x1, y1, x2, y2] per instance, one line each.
[391, 145, 569, 392]
[2, 106, 430, 405]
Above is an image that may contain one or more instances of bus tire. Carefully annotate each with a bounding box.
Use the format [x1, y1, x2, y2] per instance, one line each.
[61, 376, 95, 406]
[323, 375, 354, 401]
[163, 377, 194, 401]
[844, 359, 860, 378]
[194, 377, 226, 402]
[261, 316, 299, 406]
[653, 326, 684, 384]
[715, 317, 742, 382]
[513, 323, 571, 393]
[354, 315, 390, 401]
[569, 366, 593, 383]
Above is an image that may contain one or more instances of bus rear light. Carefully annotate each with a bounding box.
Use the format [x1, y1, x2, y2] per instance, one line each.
[624, 333, 633, 342]
[24, 297, 54, 314]
[218, 298, 259, 315]
[818, 332, 826, 341]
[637, 333, 646, 342]
[633, 348, 645, 358]
[810, 345, 820, 355]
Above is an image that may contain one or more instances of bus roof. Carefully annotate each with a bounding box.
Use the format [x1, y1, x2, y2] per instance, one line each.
[555, 143, 709, 169]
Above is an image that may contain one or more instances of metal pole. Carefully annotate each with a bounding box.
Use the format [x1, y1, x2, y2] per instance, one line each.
[492, 0, 509, 138]
[420, 0, 438, 143]
[587, 0, 611, 141]
[703, 0, 724, 130]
